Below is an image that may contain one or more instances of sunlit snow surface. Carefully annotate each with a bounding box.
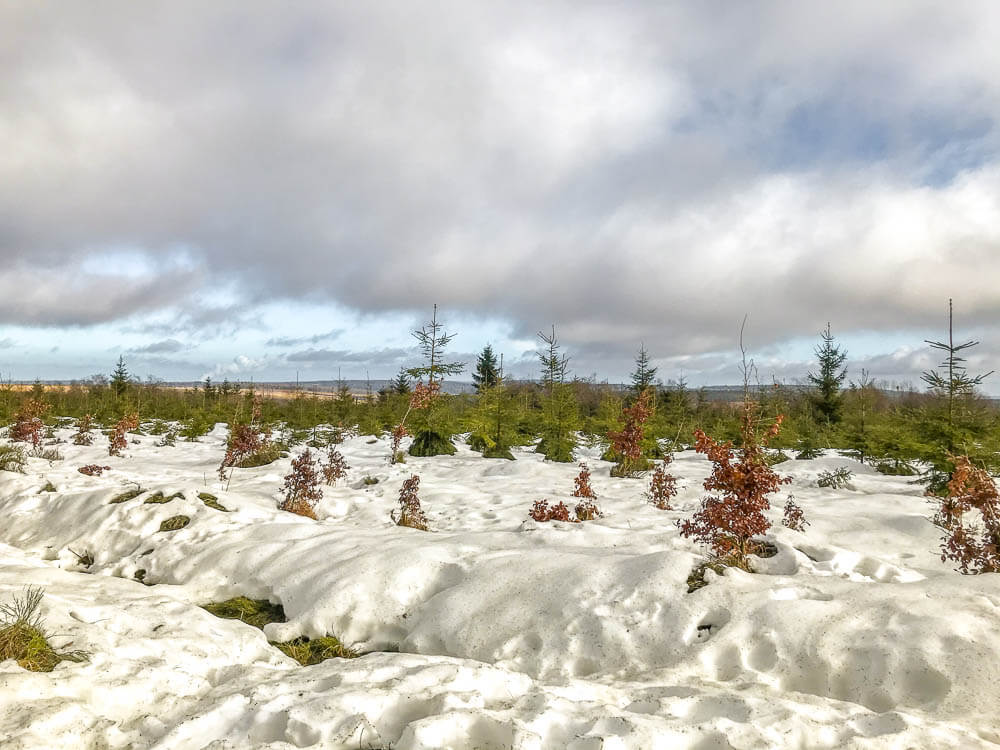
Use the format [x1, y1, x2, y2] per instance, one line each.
[1, 426, 999, 749]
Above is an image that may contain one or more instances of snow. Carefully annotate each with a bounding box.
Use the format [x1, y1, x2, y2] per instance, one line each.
[1, 427, 999, 748]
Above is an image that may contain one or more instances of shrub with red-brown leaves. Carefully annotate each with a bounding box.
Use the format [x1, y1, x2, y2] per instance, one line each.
[278, 449, 322, 519]
[782, 498, 809, 532]
[78, 464, 111, 476]
[645, 457, 678, 510]
[529, 499, 576, 523]
[572, 463, 596, 499]
[677, 408, 790, 569]
[608, 388, 653, 477]
[219, 422, 269, 481]
[73, 414, 95, 446]
[939, 455, 1000, 574]
[321, 446, 350, 485]
[392, 474, 429, 530]
[389, 422, 408, 465]
[10, 399, 47, 449]
[108, 412, 140, 457]
[409, 381, 441, 410]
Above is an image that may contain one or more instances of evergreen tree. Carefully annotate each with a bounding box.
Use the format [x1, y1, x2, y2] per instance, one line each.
[392, 367, 411, 394]
[630, 344, 658, 395]
[469, 370, 519, 460]
[921, 299, 992, 452]
[472, 344, 500, 393]
[110, 356, 131, 398]
[406, 305, 465, 456]
[535, 326, 577, 462]
[807, 323, 847, 425]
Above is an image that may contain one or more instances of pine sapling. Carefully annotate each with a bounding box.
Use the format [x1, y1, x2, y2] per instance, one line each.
[279, 449, 323, 519]
[392, 475, 429, 531]
[321, 446, 349, 485]
[108, 413, 139, 457]
[645, 456, 678, 510]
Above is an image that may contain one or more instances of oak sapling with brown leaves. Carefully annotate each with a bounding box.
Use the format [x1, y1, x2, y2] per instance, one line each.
[529, 499, 576, 523]
[10, 399, 47, 450]
[108, 413, 140, 457]
[645, 457, 678, 510]
[393, 475, 429, 531]
[72, 414, 95, 446]
[782, 498, 809, 531]
[939, 455, 1000, 574]
[279, 449, 323, 520]
[321, 447, 350, 485]
[571, 463, 602, 520]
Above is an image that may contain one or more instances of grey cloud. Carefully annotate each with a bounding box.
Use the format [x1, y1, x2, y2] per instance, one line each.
[127, 338, 186, 354]
[285, 347, 410, 366]
[2, 2, 1000, 367]
[266, 329, 344, 347]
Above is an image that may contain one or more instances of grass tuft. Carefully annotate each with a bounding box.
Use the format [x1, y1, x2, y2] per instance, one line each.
[38, 480, 57, 493]
[0, 444, 27, 473]
[0, 586, 87, 672]
[272, 636, 357, 665]
[202, 597, 356, 665]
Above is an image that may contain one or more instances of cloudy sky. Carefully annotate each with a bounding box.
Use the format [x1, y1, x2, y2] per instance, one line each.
[2, 2, 1000, 391]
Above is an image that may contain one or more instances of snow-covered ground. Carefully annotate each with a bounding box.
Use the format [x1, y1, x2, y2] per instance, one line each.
[1, 426, 999, 749]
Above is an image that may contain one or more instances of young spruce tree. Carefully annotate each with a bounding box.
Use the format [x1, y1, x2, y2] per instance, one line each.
[807, 323, 847, 426]
[535, 326, 577, 463]
[406, 305, 465, 456]
[472, 345, 500, 393]
[630, 344, 658, 397]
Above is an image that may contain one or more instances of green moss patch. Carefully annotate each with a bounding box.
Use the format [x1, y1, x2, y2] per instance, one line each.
[158, 515, 190, 532]
[144, 491, 184, 504]
[110, 487, 144, 504]
[273, 636, 357, 665]
[202, 596, 286, 630]
[198, 492, 230, 512]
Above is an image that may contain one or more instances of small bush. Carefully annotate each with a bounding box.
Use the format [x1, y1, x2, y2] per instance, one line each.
[939, 455, 1000, 574]
[645, 457, 678, 510]
[678, 409, 790, 570]
[0, 586, 87, 672]
[156, 430, 178, 447]
[72, 414, 95, 446]
[279, 449, 322, 519]
[529, 499, 576, 523]
[0, 444, 27, 473]
[817, 467, 854, 489]
[37, 448, 63, 462]
[78, 464, 111, 476]
[108, 412, 139, 457]
[782, 498, 809, 531]
[158, 515, 190, 532]
[38, 480, 57, 493]
[363, 475, 379, 486]
[392, 475, 429, 531]
[10, 399, 47, 449]
[607, 389, 653, 477]
[219, 422, 276, 481]
[572, 463, 596, 499]
[321, 447, 350, 485]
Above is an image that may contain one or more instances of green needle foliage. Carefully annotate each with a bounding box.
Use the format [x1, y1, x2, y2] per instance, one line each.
[807, 323, 848, 426]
